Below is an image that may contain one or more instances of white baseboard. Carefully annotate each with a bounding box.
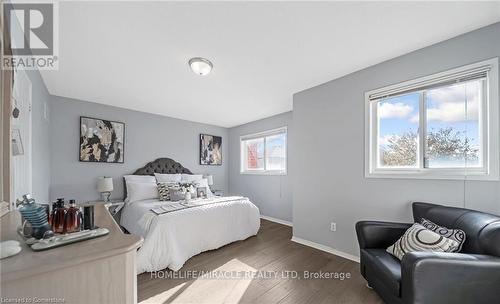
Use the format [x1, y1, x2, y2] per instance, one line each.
[291, 236, 360, 263]
[260, 215, 293, 227]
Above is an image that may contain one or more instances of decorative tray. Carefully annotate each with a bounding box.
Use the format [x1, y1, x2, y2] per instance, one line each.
[18, 227, 110, 251]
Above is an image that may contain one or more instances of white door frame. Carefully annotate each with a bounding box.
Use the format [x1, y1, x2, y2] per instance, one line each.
[10, 69, 32, 205]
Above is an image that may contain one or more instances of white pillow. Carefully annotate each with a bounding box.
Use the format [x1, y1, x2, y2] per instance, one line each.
[124, 175, 156, 184]
[155, 173, 182, 183]
[124, 175, 156, 202]
[126, 182, 159, 203]
[192, 178, 214, 197]
[181, 174, 203, 183]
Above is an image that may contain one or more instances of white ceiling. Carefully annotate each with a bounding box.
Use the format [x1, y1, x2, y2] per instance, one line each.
[41, 1, 500, 128]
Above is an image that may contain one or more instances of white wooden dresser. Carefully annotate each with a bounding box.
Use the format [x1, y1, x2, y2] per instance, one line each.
[0, 203, 143, 304]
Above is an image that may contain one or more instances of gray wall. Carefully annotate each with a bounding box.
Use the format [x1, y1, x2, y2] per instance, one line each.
[49, 96, 228, 203]
[228, 112, 293, 222]
[292, 23, 500, 257]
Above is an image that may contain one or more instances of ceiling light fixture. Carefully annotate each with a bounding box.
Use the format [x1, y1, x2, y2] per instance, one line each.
[188, 57, 213, 76]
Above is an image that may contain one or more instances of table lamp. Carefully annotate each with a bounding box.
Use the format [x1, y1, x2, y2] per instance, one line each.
[205, 175, 214, 190]
[97, 177, 113, 202]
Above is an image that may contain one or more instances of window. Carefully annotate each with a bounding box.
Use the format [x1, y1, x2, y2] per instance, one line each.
[365, 58, 499, 180]
[241, 127, 287, 175]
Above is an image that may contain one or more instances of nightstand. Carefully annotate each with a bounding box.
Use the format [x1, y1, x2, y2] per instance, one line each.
[107, 201, 125, 216]
[105, 201, 125, 225]
[85, 200, 125, 225]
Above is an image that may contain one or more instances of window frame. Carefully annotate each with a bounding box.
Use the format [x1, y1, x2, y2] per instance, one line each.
[240, 126, 287, 175]
[365, 58, 499, 180]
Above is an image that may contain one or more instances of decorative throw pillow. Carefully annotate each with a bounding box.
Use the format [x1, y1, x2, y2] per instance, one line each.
[386, 223, 459, 260]
[420, 218, 466, 252]
[167, 186, 185, 202]
[157, 182, 177, 201]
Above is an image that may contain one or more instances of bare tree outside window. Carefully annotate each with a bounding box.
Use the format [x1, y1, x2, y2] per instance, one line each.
[380, 128, 479, 167]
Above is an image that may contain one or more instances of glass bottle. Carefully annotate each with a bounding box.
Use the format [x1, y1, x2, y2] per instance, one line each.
[64, 200, 82, 233]
[49, 201, 57, 226]
[51, 198, 67, 234]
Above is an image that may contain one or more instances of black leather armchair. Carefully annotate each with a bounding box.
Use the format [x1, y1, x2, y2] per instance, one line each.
[356, 202, 500, 304]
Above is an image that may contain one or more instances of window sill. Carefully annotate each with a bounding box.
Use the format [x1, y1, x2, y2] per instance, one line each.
[365, 170, 499, 181]
[240, 171, 287, 176]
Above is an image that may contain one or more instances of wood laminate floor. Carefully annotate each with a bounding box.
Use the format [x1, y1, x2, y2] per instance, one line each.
[137, 219, 383, 304]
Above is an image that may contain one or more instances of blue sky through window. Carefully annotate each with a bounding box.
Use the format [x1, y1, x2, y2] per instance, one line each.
[378, 92, 420, 144]
[266, 134, 285, 151]
[265, 133, 286, 170]
[425, 81, 481, 167]
[377, 80, 482, 168]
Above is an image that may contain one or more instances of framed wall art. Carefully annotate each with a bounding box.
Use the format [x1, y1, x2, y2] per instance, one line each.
[200, 134, 222, 165]
[80, 116, 124, 163]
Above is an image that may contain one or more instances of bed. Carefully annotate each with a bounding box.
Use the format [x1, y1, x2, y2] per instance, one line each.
[119, 158, 261, 273]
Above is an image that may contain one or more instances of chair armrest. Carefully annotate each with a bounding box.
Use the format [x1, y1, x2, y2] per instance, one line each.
[401, 252, 500, 304]
[355, 221, 411, 249]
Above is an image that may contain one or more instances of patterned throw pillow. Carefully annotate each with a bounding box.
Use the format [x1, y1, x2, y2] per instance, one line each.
[157, 182, 177, 201]
[386, 223, 459, 260]
[420, 218, 466, 252]
[168, 187, 185, 202]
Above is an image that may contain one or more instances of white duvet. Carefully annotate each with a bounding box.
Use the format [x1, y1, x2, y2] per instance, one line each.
[120, 196, 260, 273]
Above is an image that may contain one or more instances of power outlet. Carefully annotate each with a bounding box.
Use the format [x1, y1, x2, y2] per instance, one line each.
[330, 222, 337, 232]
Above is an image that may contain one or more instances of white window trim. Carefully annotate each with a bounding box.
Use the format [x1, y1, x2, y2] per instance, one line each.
[240, 126, 287, 175]
[365, 58, 499, 181]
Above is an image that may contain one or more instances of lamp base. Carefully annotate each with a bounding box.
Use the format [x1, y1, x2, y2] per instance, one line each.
[101, 192, 111, 203]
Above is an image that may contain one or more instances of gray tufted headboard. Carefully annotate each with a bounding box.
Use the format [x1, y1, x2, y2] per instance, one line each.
[124, 158, 192, 197]
[132, 158, 193, 175]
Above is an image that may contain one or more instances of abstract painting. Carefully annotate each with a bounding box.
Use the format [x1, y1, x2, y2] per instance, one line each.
[200, 134, 222, 165]
[80, 116, 124, 163]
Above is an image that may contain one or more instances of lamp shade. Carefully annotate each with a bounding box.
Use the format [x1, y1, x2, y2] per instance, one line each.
[206, 175, 214, 186]
[97, 177, 114, 193]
